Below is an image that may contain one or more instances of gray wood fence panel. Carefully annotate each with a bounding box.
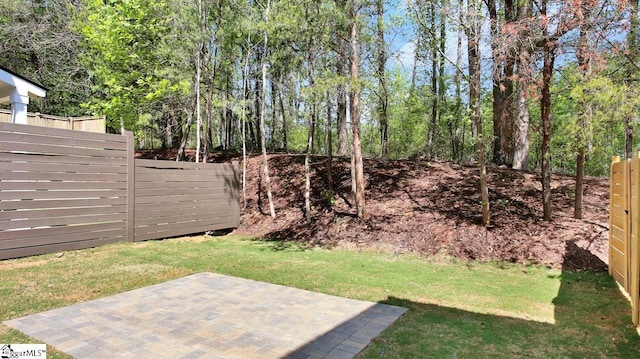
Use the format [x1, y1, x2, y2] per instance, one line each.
[133, 159, 240, 242]
[1, 123, 240, 260]
[0, 122, 129, 260]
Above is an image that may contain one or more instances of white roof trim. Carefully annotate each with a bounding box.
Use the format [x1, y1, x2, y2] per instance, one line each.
[0, 67, 47, 104]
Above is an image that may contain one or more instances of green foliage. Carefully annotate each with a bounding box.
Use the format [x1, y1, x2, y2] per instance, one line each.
[383, 69, 427, 158]
[529, 64, 640, 177]
[2, 0, 639, 184]
[321, 188, 336, 206]
[77, 0, 194, 132]
[0, 0, 93, 116]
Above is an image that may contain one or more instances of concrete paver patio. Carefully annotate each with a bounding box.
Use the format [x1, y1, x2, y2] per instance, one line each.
[4, 272, 407, 359]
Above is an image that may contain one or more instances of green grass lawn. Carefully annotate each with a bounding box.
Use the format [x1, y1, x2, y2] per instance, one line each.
[1, 235, 638, 358]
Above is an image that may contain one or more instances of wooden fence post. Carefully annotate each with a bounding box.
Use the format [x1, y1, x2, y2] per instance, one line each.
[126, 131, 135, 242]
[626, 157, 631, 292]
[631, 153, 640, 326]
[611, 156, 620, 279]
[232, 160, 240, 228]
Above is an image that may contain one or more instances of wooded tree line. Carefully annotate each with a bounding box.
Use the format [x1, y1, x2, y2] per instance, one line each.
[1, 0, 639, 223]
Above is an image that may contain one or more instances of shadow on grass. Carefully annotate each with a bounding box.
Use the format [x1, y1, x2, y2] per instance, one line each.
[244, 237, 310, 252]
[356, 242, 640, 358]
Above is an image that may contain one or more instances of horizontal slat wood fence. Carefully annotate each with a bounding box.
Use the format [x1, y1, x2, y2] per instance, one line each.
[0, 109, 105, 133]
[134, 160, 239, 242]
[609, 155, 640, 326]
[0, 122, 239, 260]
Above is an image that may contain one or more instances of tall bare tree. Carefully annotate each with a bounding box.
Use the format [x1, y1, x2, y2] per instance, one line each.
[375, 0, 390, 158]
[349, 1, 366, 218]
[304, 25, 318, 223]
[486, 0, 516, 166]
[334, 0, 350, 157]
[467, 0, 490, 225]
[260, 0, 276, 219]
[626, 0, 639, 160]
[512, 1, 533, 171]
[573, 1, 593, 220]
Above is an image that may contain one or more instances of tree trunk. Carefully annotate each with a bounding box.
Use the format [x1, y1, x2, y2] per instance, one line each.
[454, 0, 464, 161]
[304, 46, 317, 223]
[336, 49, 349, 155]
[512, 2, 532, 170]
[334, 0, 349, 156]
[625, 1, 638, 159]
[626, 116, 633, 160]
[488, 0, 516, 166]
[467, 0, 490, 226]
[376, 0, 389, 159]
[163, 115, 171, 149]
[326, 92, 334, 193]
[253, 61, 262, 149]
[223, 79, 230, 150]
[278, 76, 288, 151]
[438, 11, 447, 159]
[574, 147, 585, 219]
[177, 109, 193, 161]
[574, 2, 591, 219]
[410, 35, 420, 94]
[629, 0, 639, 63]
[349, 6, 365, 219]
[493, 60, 515, 166]
[261, 0, 276, 219]
[512, 74, 530, 170]
[304, 106, 315, 223]
[222, 91, 229, 149]
[270, 79, 277, 151]
[195, 53, 202, 163]
[241, 35, 251, 210]
[203, 93, 211, 160]
[203, 42, 216, 160]
[427, 1, 438, 156]
[541, 41, 555, 221]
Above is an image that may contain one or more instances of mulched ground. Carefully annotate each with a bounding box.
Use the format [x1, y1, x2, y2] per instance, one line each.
[138, 149, 610, 272]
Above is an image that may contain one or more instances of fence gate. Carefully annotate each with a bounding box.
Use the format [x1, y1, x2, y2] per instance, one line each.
[609, 155, 640, 326]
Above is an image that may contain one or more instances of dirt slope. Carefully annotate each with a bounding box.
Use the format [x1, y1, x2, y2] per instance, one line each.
[138, 150, 610, 271]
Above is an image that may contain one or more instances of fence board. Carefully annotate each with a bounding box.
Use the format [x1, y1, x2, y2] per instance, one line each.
[0, 142, 127, 159]
[2, 213, 125, 231]
[3, 162, 128, 176]
[0, 229, 127, 251]
[0, 109, 105, 133]
[0, 181, 127, 191]
[134, 173, 224, 182]
[610, 157, 629, 292]
[0, 131, 127, 151]
[0, 222, 124, 241]
[1, 205, 127, 221]
[0, 190, 127, 201]
[0, 152, 128, 166]
[134, 181, 224, 190]
[134, 199, 221, 211]
[135, 187, 230, 197]
[631, 155, 640, 325]
[0, 172, 126, 182]
[609, 154, 640, 327]
[1, 237, 124, 259]
[134, 210, 231, 227]
[0, 198, 125, 211]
